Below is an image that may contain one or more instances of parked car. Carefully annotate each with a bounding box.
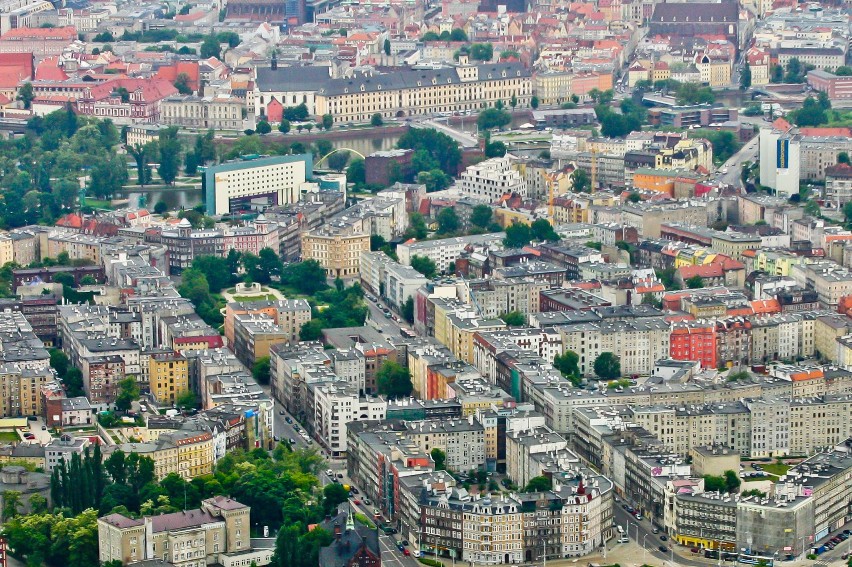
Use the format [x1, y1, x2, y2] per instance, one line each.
[660, 536, 668, 541]
[659, 546, 668, 553]
[618, 538, 629, 544]
[351, 487, 359, 494]
[279, 410, 285, 415]
[352, 499, 361, 505]
[403, 549, 410, 556]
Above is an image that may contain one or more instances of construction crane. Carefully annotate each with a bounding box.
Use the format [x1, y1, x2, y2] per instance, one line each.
[590, 146, 598, 194]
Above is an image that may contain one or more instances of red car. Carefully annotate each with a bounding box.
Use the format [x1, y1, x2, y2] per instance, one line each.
[403, 549, 410, 556]
[352, 499, 361, 505]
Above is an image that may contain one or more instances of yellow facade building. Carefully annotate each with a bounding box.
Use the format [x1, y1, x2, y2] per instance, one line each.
[149, 351, 189, 405]
[301, 225, 371, 279]
[314, 60, 531, 124]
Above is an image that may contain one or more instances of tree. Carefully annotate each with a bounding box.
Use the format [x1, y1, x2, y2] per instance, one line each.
[593, 352, 621, 380]
[376, 360, 413, 398]
[299, 319, 323, 341]
[702, 130, 741, 163]
[804, 200, 820, 217]
[740, 64, 752, 90]
[835, 66, 852, 76]
[484, 140, 507, 158]
[327, 150, 349, 172]
[571, 168, 591, 192]
[115, 377, 140, 411]
[771, 64, 784, 83]
[817, 90, 832, 111]
[50, 348, 70, 377]
[553, 350, 581, 385]
[524, 476, 552, 492]
[410, 255, 437, 278]
[530, 95, 539, 109]
[2, 490, 21, 520]
[16, 82, 34, 109]
[174, 73, 192, 94]
[437, 207, 459, 234]
[470, 204, 493, 229]
[398, 128, 461, 173]
[256, 120, 272, 135]
[322, 483, 349, 513]
[469, 43, 493, 61]
[404, 212, 429, 240]
[530, 218, 559, 242]
[415, 169, 451, 193]
[346, 158, 365, 185]
[278, 119, 291, 134]
[449, 28, 467, 41]
[184, 151, 199, 175]
[63, 368, 85, 397]
[785, 57, 802, 82]
[430, 448, 446, 470]
[838, 152, 851, 165]
[675, 82, 715, 105]
[477, 108, 511, 131]
[176, 389, 197, 410]
[627, 192, 641, 203]
[500, 311, 525, 326]
[724, 469, 741, 492]
[283, 103, 310, 122]
[402, 296, 414, 324]
[792, 96, 827, 127]
[383, 39, 391, 56]
[503, 222, 532, 248]
[200, 35, 221, 59]
[370, 113, 383, 127]
[685, 275, 705, 289]
[157, 127, 182, 185]
[252, 356, 271, 385]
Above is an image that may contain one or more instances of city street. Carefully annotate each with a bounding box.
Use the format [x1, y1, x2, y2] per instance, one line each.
[714, 129, 761, 188]
[362, 290, 413, 337]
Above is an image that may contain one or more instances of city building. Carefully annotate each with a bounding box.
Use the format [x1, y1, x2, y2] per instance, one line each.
[203, 154, 313, 216]
[457, 157, 527, 202]
[149, 351, 189, 406]
[97, 496, 269, 566]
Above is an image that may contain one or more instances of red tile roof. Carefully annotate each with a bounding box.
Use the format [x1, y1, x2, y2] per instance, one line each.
[35, 57, 68, 81]
[83, 78, 178, 102]
[0, 26, 77, 40]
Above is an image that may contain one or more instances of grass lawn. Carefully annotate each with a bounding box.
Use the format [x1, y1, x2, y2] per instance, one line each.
[761, 463, 790, 476]
[0, 431, 20, 442]
[233, 294, 277, 302]
[270, 284, 314, 300]
[82, 198, 115, 210]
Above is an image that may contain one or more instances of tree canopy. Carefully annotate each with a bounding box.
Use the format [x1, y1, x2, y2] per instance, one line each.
[376, 360, 413, 398]
[410, 255, 437, 278]
[593, 352, 621, 380]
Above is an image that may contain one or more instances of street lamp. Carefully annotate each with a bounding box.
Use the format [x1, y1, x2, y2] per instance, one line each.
[629, 522, 640, 543]
[643, 534, 650, 565]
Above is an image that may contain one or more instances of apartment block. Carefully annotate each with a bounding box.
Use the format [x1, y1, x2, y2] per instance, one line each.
[149, 351, 189, 406]
[98, 496, 265, 566]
